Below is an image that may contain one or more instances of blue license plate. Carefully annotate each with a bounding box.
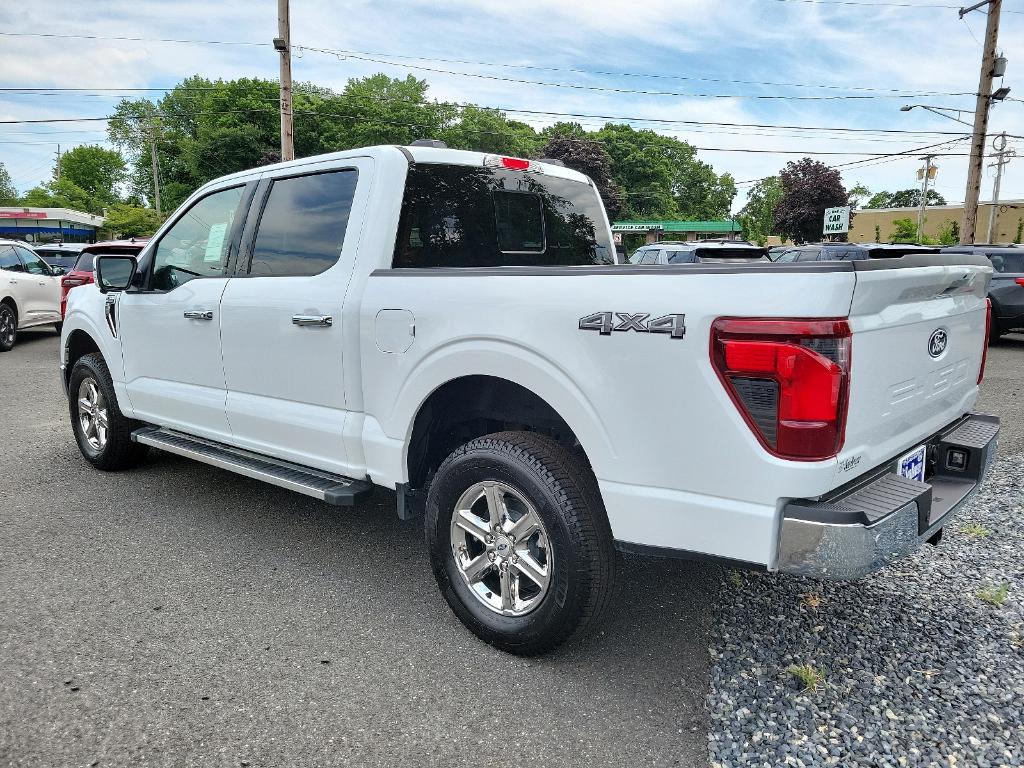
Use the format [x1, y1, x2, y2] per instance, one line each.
[897, 445, 927, 483]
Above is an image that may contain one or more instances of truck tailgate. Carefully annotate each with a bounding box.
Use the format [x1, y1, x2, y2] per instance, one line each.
[839, 261, 991, 480]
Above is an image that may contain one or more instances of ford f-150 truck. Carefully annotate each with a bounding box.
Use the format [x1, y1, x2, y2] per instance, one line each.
[60, 144, 999, 655]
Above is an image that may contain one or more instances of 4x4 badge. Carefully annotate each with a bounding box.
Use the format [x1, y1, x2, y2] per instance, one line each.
[579, 312, 686, 339]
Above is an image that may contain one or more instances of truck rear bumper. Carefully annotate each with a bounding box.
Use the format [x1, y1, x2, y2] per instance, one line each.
[776, 412, 999, 580]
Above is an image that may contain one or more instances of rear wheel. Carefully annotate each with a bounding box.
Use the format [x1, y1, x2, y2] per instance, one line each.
[0, 303, 16, 352]
[69, 353, 148, 470]
[425, 431, 617, 655]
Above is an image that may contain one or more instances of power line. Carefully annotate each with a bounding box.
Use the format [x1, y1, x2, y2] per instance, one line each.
[0, 107, 983, 158]
[771, 0, 1023, 11]
[0, 31, 997, 98]
[0, 89, 984, 139]
[302, 48, 977, 101]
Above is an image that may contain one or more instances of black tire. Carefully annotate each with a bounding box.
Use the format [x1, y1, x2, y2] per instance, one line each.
[425, 431, 617, 655]
[68, 352, 149, 471]
[54, 321, 63, 335]
[0, 303, 16, 352]
[989, 321, 1003, 344]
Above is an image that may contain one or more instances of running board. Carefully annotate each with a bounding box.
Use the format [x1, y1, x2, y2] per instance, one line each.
[131, 426, 373, 506]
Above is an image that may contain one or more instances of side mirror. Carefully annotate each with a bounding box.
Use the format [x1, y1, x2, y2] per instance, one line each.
[95, 255, 137, 293]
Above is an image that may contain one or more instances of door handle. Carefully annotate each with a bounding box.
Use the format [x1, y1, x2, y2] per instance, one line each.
[292, 314, 333, 327]
[183, 310, 214, 320]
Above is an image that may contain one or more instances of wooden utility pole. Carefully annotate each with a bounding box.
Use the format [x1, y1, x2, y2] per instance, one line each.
[276, 0, 295, 162]
[960, 0, 1002, 244]
[148, 116, 162, 218]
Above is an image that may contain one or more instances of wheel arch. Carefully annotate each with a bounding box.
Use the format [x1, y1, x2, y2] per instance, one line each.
[0, 294, 17, 320]
[403, 371, 613, 493]
[63, 328, 103, 389]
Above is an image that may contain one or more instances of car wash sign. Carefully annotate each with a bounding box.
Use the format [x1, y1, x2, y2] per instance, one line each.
[823, 206, 851, 235]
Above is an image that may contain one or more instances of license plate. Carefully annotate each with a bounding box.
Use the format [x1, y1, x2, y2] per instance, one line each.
[897, 444, 927, 483]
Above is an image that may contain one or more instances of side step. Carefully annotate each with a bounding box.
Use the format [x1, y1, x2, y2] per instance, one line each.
[131, 426, 373, 506]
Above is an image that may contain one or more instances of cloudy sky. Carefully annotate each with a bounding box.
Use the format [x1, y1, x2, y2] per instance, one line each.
[1, 0, 1023, 212]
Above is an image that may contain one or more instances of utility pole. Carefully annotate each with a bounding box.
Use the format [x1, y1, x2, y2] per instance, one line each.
[960, 0, 1002, 244]
[148, 116, 162, 218]
[275, 0, 295, 162]
[917, 155, 935, 244]
[55, 144, 61, 181]
[986, 132, 1015, 243]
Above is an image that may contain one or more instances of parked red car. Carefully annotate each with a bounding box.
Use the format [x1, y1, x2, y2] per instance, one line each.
[61, 239, 149, 317]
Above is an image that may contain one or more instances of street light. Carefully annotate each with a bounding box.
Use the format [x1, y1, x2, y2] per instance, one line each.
[900, 104, 974, 126]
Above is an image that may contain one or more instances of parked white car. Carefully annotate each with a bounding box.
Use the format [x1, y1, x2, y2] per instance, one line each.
[59, 144, 999, 654]
[0, 239, 63, 351]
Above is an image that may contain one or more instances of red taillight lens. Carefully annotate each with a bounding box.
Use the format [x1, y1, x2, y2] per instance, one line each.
[1015, 278, 1024, 287]
[711, 318, 852, 461]
[62, 277, 86, 289]
[979, 298, 991, 384]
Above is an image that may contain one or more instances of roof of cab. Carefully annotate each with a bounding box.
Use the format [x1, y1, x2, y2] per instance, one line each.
[203, 144, 592, 190]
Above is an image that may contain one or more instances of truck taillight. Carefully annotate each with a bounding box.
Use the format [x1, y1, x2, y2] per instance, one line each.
[979, 297, 991, 385]
[710, 318, 852, 461]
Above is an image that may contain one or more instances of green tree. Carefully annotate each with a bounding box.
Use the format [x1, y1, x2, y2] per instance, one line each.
[22, 178, 94, 212]
[890, 217, 918, 242]
[0, 162, 17, 204]
[847, 183, 870, 209]
[863, 188, 946, 209]
[58, 145, 126, 208]
[937, 219, 960, 246]
[874, 224, 881, 243]
[773, 158, 848, 244]
[738, 176, 782, 246]
[101, 203, 162, 238]
[442, 105, 539, 156]
[1014, 218, 1023, 244]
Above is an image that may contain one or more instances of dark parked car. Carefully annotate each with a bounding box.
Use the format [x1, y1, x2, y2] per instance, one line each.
[942, 245, 1024, 341]
[627, 240, 768, 264]
[773, 242, 940, 262]
[32, 242, 85, 272]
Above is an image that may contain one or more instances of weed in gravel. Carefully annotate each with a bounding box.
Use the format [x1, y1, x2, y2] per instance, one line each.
[728, 571, 742, 588]
[961, 522, 991, 539]
[787, 663, 825, 692]
[977, 581, 1010, 606]
[800, 593, 823, 609]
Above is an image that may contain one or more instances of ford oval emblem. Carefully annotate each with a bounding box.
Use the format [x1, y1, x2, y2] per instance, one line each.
[928, 328, 948, 358]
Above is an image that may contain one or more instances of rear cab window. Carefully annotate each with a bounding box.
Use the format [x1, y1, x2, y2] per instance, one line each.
[392, 164, 613, 268]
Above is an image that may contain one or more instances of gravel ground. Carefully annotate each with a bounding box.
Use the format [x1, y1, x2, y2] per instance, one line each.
[708, 455, 1024, 768]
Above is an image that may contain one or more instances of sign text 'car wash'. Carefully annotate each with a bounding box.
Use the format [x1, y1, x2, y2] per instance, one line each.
[823, 206, 851, 235]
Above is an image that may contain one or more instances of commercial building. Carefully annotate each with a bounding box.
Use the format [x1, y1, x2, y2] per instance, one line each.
[611, 219, 742, 245]
[0, 207, 104, 244]
[847, 200, 1023, 244]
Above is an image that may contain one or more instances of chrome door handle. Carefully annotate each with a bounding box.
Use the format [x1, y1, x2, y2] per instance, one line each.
[292, 314, 333, 327]
[183, 310, 214, 320]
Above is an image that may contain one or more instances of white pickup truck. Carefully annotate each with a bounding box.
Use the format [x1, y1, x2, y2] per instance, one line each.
[60, 144, 999, 654]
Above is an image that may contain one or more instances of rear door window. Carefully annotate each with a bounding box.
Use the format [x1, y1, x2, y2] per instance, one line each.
[640, 249, 661, 265]
[0, 246, 23, 272]
[990, 253, 1024, 273]
[249, 169, 359, 277]
[393, 164, 613, 268]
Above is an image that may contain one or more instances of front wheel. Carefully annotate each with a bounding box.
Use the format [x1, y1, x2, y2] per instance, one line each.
[69, 353, 149, 470]
[425, 431, 617, 655]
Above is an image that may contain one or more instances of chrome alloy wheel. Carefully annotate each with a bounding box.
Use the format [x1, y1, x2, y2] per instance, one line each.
[77, 377, 110, 452]
[0, 309, 14, 347]
[449, 481, 553, 616]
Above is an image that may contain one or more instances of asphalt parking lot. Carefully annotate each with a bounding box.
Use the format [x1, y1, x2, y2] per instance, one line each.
[2, 331, 1021, 768]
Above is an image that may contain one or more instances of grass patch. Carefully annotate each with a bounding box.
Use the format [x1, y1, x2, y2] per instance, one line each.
[961, 522, 991, 539]
[787, 663, 825, 692]
[977, 582, 1010, 606]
